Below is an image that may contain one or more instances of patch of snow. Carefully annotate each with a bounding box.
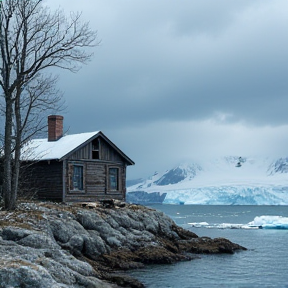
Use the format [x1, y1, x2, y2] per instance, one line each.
[21, 131, 99, 160]
[127, 157, 288, 205]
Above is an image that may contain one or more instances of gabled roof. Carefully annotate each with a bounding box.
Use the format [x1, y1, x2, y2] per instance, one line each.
[21, 131, 134, 165]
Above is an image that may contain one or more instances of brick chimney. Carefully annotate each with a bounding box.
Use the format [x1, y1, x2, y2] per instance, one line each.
[48, 115, 64, 141]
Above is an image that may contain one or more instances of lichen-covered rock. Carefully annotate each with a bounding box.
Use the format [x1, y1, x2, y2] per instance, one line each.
[48, 218, 89, 243]
[1, 227, 33, 241]
[0, 201, 246, 288]
[18, 233, 59, 249]
[83, 232, 110, 258]
[0, 261, 60, 288]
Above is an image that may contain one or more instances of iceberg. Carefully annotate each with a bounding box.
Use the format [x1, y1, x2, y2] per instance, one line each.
[188, 222, 209, 228]
[188, 216, 288, 230]
[248, 216, 288, 229]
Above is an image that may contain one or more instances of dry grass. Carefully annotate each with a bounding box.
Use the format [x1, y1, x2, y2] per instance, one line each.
[0, 206, 45, 229]
[0, 220, 32, 229]
[0, 259, 40, 270]
[0, 199, 155, 231]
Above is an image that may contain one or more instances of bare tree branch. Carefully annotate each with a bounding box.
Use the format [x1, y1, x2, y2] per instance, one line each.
[0, 0, 99, 210]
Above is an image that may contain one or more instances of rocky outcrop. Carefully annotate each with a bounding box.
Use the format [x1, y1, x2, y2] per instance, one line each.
[0, 201, 246, 287]
[126, 191, 167, 204]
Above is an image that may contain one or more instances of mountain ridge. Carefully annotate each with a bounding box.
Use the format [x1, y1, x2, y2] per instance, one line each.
[127, 156, 288, 205]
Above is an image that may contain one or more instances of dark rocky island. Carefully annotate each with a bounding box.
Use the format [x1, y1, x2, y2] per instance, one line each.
[0, 201, 246, 287]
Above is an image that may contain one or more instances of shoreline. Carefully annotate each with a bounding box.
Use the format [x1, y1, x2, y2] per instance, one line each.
[0, 201, 246, 287]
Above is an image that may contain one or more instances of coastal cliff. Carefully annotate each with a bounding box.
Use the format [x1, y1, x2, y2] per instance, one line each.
[0, 201, 246, 287]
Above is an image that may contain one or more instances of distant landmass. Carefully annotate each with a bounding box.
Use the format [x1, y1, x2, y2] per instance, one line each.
[126, 156, 288, 205]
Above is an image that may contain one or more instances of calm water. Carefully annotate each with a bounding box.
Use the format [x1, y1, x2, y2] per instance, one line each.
[129, 205, 288, 288]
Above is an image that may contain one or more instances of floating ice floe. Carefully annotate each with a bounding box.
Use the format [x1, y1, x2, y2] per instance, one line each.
[188, 215, 288, 230]
[188, 222, 209, 228]
[248, 215, 288, 229]
[188, 222, 257, 229]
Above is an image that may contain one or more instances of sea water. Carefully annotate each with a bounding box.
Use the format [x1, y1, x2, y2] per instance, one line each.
[129, 205, 288, 288]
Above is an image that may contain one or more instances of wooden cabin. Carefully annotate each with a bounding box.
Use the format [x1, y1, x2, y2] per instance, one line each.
[21, 115, 134, 202]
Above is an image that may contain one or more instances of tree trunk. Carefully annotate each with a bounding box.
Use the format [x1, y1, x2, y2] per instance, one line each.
[10, 91, 22, 209]
[0, 0, 97, 210]
[3, 98, 13, 210]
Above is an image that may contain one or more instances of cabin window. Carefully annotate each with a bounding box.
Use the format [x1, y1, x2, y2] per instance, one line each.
[109, 168, 119, 190]
[92, 140, 100, 159]
[73, 165, 84, 190]
[92, 150, 99, 159]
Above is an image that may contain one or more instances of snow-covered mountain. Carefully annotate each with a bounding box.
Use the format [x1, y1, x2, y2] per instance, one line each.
[127, 157, 288, 205]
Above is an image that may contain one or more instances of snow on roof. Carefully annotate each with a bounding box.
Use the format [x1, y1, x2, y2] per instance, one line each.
[22, 131, 99, 161]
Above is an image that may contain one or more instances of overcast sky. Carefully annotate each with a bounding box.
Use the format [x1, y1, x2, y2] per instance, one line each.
[46, 0, 288, 179]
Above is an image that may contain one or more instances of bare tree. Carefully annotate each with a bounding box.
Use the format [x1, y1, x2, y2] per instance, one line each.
[0, 0, 98, 210]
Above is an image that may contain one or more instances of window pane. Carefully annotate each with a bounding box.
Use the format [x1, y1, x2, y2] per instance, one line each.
[109, 168, 118, 190]
[73, 165, 83, 190]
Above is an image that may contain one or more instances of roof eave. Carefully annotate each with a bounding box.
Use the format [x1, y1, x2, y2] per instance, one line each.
[97, 132, 135, 166]
[59, 131, 101, 161]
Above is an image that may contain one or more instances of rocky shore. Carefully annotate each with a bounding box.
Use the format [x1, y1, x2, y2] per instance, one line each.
[0, 201, 246, 287]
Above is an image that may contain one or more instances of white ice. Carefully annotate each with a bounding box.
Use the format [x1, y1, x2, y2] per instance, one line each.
[188, 215, 288, 229]
[128, 157, 288, 205]
[248, 215, 288, 229]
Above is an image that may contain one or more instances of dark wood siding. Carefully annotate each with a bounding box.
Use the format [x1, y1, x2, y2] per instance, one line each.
[20, 134, 131, 203]
[86, 162, 106, 193]
[69, 143, 91, 160]
[100, 139, 123, 162]
[64, 136, 128, 202]
[21, 160, 63, 201]
[68, 137, 125, 163]
[64, 160, 126, 202]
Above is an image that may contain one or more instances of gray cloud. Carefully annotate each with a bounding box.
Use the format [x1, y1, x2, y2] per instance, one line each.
[46, 0, 288, 178]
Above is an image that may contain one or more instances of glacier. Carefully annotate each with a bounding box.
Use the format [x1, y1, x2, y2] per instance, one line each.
[162, 185, 288, 205]
[127, 157, 288, 205]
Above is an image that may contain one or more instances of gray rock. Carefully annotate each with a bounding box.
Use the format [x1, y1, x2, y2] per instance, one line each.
[1, 227, 33, 241]
[76, 210, 106, 230]
[49, 218, 88, 243]
[0, 201, 246, 288]
[66, 234, 85, 251]
[110, 210, 144, 230]
[18, 233, 60, 249]
[83, 231, 110, 257]
[0, 260, 61, 288]
[0, 226, 116, 288]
